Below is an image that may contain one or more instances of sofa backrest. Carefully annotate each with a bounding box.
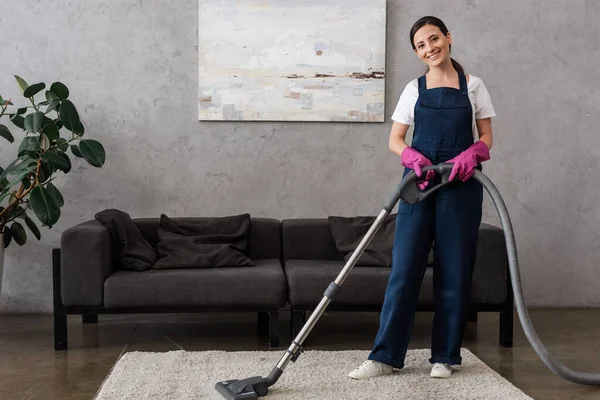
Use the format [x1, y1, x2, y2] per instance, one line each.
[133, 217, 281, 260]
[281, 218, 343, 261]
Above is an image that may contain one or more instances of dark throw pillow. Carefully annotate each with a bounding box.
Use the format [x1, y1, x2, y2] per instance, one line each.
[328, 214, 435, 267]
[328, 214, 397, 267]
[153, 213, 255, 269]
[94, 209, 157, 271]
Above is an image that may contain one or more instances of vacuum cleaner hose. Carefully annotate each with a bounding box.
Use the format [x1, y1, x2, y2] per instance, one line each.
[473, 168, 600, 385]
[401, 163, 600, 386]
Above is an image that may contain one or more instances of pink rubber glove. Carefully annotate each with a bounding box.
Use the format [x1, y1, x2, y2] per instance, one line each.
[401, 147, 435, 190]
[446, 141, 490, 182]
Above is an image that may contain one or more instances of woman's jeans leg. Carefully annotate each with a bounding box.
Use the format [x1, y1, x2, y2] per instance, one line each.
[429, 179, 483, 365]
[368, 196, 435, 368]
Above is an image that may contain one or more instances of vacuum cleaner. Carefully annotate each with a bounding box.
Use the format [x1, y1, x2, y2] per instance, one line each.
[215, 163, 600, 399]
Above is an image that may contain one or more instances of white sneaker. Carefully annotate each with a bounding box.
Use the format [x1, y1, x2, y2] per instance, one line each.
[430, 363, 453, 378]
[348, 360, 393, 379]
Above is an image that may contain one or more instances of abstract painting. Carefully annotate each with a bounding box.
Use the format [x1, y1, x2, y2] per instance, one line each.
[198, 0, 386, 122]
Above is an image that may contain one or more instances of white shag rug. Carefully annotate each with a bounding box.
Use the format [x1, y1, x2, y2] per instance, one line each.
[94, 348, 533, 399]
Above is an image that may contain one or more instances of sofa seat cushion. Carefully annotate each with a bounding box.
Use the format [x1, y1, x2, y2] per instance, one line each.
[103, 259, 286, 308]
[285, 259, 506, 308]
[286, 260, 436, 307]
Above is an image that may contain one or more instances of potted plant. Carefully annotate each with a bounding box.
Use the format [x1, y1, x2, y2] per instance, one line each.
[0, 75, 106, 292]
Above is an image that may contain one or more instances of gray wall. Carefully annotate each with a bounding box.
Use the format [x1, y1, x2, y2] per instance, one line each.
[0, 0, 598, 312]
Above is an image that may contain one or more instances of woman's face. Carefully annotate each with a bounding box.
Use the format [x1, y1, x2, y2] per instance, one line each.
[413, 24, 452, 68]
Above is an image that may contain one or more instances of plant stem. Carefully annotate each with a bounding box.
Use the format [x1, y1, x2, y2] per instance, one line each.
[0, 98, 11, 118]
[29, 98, 38, 112]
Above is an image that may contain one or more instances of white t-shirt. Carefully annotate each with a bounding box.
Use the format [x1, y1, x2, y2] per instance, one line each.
[391, 74, 496, 141]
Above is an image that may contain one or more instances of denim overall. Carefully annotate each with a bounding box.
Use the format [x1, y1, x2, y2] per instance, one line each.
[368, 72, 483, 368]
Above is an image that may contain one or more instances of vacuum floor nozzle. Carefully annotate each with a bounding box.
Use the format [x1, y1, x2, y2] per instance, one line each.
[215, 376, 268, 400]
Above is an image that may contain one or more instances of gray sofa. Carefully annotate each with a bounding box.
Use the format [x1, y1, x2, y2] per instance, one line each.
[281, 218, 513, 347]
[53, 215, 513, 351]
[53, 216, 285, 350]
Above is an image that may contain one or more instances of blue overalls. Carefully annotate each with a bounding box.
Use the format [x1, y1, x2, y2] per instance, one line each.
[368, 72, 483, 368]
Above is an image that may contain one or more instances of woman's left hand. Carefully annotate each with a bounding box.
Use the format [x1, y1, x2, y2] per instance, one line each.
[445, 141, 490, 182]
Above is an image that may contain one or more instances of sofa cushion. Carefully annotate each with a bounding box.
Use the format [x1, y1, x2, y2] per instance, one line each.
[284, 260, 434, 307]
[285, 234, 508, 307]
[328, 215, 397, 267]
[135, 217, 281, 261]
[103, 259, 286, 308]
[153, 213, 255, 269]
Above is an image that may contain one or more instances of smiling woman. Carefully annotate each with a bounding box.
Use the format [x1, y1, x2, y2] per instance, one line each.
[348, 15, 498, 380]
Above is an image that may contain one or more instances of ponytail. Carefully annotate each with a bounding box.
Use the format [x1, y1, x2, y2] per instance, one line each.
[450, 57, 464, 74]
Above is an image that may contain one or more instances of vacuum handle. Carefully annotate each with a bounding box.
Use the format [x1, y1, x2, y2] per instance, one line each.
[384, 163, 454, 211]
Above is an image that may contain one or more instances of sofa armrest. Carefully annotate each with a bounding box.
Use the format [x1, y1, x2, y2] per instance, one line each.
[60, 220, 114, 307]
[471, 222, 508, 304]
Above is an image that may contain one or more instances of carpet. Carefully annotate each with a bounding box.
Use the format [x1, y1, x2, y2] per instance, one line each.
[94, 348, 533, 399]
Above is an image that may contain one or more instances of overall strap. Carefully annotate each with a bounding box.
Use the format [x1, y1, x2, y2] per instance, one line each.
[458, 72, 468, 95]
[418, 75, 427, 94]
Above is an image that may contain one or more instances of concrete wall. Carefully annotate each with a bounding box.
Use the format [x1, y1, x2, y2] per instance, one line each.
[0, 0, 598, 312]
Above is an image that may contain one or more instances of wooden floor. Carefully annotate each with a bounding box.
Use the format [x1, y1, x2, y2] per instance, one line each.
[1, 309, 600, 399]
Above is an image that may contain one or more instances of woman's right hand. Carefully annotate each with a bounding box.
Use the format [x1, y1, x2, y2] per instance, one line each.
[400, 147, 435, 190]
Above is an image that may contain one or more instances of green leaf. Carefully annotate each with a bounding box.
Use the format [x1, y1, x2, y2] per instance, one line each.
[42, 121, 59, 142]
[24, 216, 41, 240]
[30, 186, 60, 228]
[2, 158, 37, 191]
[3, 228, 12, 248]
[23, 82, 46, 98]
[43, 149, 71, 173]
[10, 222, 27, 246]
[18, 137, 41, 157]
[11, 114, 25, 129]
[39, 161, 53, 183]
[50, 82, 69, 100]
[0, 124, 14, 143]
[14, 75, 28, 94]
[59, 100, 84, 135]
[22, 176, 31, 189]
[45, 100, 60, 115]
[45, 90, 60, 103]
[47, 182, 64, 207]
[79, 139, 105, 167]
[0, 160, 18, 182]
[9, 205, 27, 220]
[70, 144, 83, 158]
[60, 152, 71, 173]
[55, 138, 69, 152]
[24, 113, 35, 133]
[5, 169, 32, 191]
[30, 111, 45, 133]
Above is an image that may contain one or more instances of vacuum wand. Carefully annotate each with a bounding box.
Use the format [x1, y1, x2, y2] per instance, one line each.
[215, 163, 600, 400]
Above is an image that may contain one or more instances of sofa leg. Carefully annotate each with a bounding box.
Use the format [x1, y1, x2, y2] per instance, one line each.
[52, 248, 67, 351]
[54, 312, 68, 351]
[268, 311, 279, 348]
[82, 314, 98, 324]
[257, 312, 269, 342]
[500, 310, 513, 347]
